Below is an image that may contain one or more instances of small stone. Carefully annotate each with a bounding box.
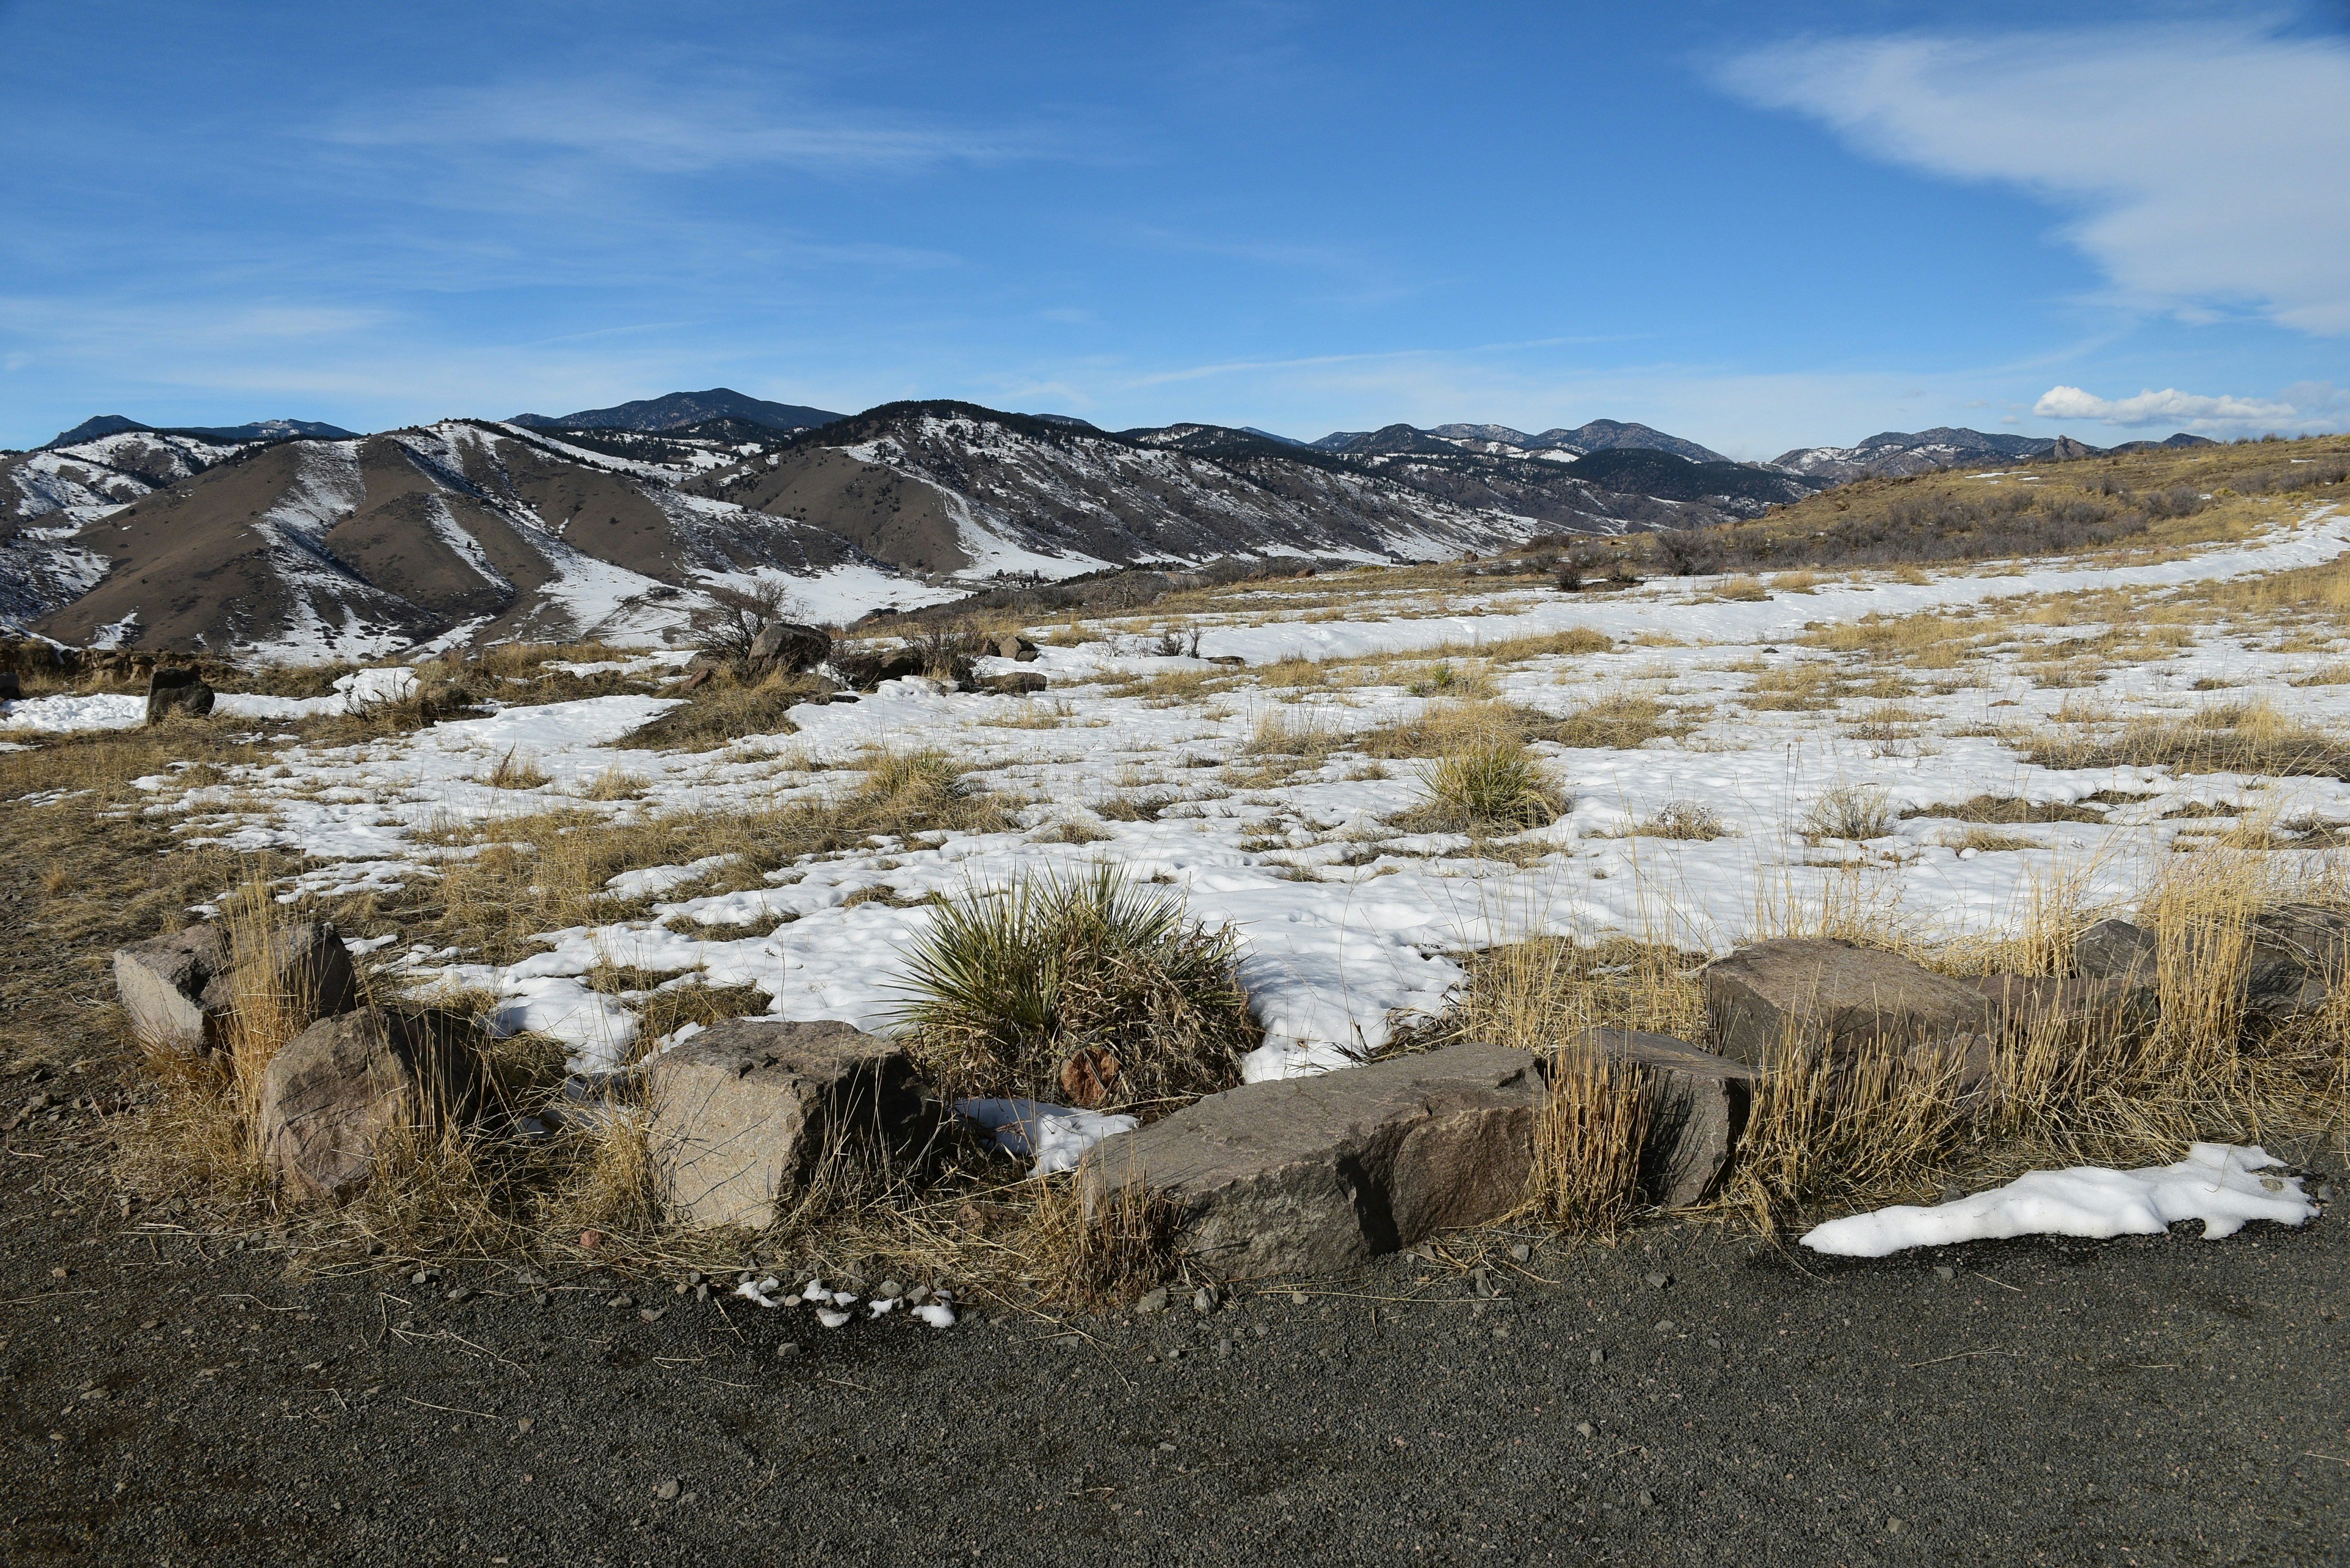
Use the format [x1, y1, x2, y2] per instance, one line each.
[2319, 1184, 2337, 1202]
[1589, 1348, 1606, 1366]
[531, 1290, 550, 1307]
[878, 1280, 905, 1299]
[639, 1307, 666, 1323]
[1507, 1243, 1531, 1263]
[50, 1267, 68, 1279]
[1644, 1272, 1669, 1290]
[654, 1479, 681, 1502]
[908, 1285, 932, 1305]
[608, 1294, 635, 1310]
[1575, 1421, 1595, 1438]
[1253, 1323, 1268, 1339]
[1471, 1267, 1496, 1299]
[1638, 1490, 1655, 1509]
[1886, 1518, 1906, 1535]
[1939, 1184, 1966, 1205]
[1192, 1286, 1217, 1314]
[1655, 1319, 1677, 1334]
[1933, 1264, 1956, 1282]
[1215, 1338, 1231, 1359]
[775, 1342, 801, 1362]
[446, 1287, 472, 1304]
[579, 1229, 605, 1250]
[1492, 1326, 1510, 1340]
[137, 1320, 158, 1332]
[516, 1418, 534, 1434]
[1137, 1286, 1169, 1314]
[1289, 1290, 1309, 1306]
[409, 1270, 432, 1286]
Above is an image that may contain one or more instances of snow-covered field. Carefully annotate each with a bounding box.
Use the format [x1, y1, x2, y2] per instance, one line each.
[15, 502, 2349, 1102]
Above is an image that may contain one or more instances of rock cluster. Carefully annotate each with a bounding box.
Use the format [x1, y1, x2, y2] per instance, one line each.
[113, 921, 359, 1055]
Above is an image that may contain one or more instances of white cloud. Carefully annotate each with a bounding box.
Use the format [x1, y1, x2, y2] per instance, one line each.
[2033, 382, 2346, 435]
[1717, 22, 2350, 334]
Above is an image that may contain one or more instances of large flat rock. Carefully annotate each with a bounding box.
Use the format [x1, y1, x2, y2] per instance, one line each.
[646, 1019, 921, 1231]
[1704, 938, 1993, 1067]
[111, 920, 359, 1056]
[1077, 1040, 1546, 1278]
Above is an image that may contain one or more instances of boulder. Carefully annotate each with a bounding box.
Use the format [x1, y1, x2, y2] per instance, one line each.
[2243, 904, 2350, 1021]
[981, 671, 1047, 695]
[1703, 938, 1993, 1067]
[994, 633, 1040, 662]
[646, 1019, 922, 1230]
[145, 665, 214, 725]
[747, 621, 832, 674]
[1568, 1029, 1758, 1208]
[111, 921, 361, 1056]
[1076, 1041, 1545, 1277]
[678, 666, 715, 693]
[1206, 655, 1247, 667]
[0, 670, 19, 701]
[113, 925, 232, 1054]
[1968, 973, 2159, 1042]
[257, 1007, 486, 1200]
[2073, 918, 2158, 982]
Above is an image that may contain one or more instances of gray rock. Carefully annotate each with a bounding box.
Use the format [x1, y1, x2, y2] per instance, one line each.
[1077, 1040, 1546, 1277]
[144, 665, 214, 725]
[1703, 938, 1994, 1077]
[2072, 918, 2158, 982]
[746, 621, 831, 674]
[1569, 1028, 1759, 1206]
[111, 921, 359, 1057]
[981, 671, 1047, 695]
[2243, 904, 2350, 1022]
[994, 633, 1041, 662]
[654, 1478, 681, 1502]
[256, 1007, 485, 1200]
[1507, 1243, 1531, 1263]
[1967, 973, 2159, 1045]
[645, 1018, 921, 1230]
[112, 925, 231, 1055]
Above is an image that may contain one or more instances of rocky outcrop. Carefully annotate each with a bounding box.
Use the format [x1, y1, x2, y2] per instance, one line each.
[2243, 905, 2350, 1022]
[1077, 1041, 1546, 1277]
[1967, 973, 2159, 1043]
[747, 620, 831, 675]
[257, 1007, 486, 1200]
[144, 665, 214, 724]
[981, 671, 1047, 695]
[993, 633, 1040, 662]
[112, 921, 359, 1055]
[646, 1019, 923, 1230]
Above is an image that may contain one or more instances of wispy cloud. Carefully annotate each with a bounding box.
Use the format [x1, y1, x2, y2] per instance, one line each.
[2035, 381, 2347, 435]
[336, 76, 1045, 178]
[1716, 20, 2350, 334]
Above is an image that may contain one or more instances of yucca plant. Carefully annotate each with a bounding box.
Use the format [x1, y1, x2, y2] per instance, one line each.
[894, 864, 1255, 1110]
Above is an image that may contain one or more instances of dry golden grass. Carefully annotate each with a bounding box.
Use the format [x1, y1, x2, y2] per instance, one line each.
[2026, 696, 2350, 780]
[1526, 1044, 1653, 1233]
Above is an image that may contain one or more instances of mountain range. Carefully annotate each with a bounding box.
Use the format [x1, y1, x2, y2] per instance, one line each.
[1771, 425, 2215, 482]
[0, 394, 2215, 658]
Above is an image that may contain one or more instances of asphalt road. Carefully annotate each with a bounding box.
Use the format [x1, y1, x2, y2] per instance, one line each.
[5, 1099, 2345, 1567]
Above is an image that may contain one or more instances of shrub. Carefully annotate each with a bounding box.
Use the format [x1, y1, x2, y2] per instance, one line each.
[1801, 785, 1892, 841]
[894, 865, 1256, 1109]
[1416, 739, 1565, 832]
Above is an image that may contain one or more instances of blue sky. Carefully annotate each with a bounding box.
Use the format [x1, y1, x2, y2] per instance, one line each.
[1, 0, 2344, 456]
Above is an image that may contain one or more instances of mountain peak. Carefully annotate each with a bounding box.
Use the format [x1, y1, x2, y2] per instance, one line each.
[510, 388, 845, 434]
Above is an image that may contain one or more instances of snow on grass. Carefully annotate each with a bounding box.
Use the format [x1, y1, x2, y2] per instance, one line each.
[86, 503, 2350, 1080]
[1800, 1144, 2318, 1255]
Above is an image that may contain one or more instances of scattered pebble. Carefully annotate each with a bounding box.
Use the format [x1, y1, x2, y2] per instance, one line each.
[1137, 1286, 1169, 1314]
[1192, 1286, 1217, 1314]
[516, 1419, 534, 1434]
[878, 1279, 905, 1298]
[1589, 1348, 1606, 1366]
[654, 1479, 680, 1502]
[1575, 1421, 1595, 1438]
[1887, 1518, 1906, 1535]
[1933, 1265, 1956, 1282]
[1655, 1319, 1677, 1334]
[1289, 1290, 1309, 1306]
[1644, 1272, 1669, 1290]
[579, 1229, 605, 1250]
[775, 1342, 802, 1361]
[1638, 1489, 1655, 1509]
[608, 1294, 635, 1310]
[639, 1307, 665, 1323]
[1507, 1243, 1531, 1263]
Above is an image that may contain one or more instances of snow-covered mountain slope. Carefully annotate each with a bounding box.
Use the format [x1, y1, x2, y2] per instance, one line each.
[511, 387, 843, 434]
[692, 402, 1577, 579]
[24, 422, 900, 658]
[1764, 426, 2207, 482]
[4, 431, 257, 525]
[1316, 419, 1733, 466]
